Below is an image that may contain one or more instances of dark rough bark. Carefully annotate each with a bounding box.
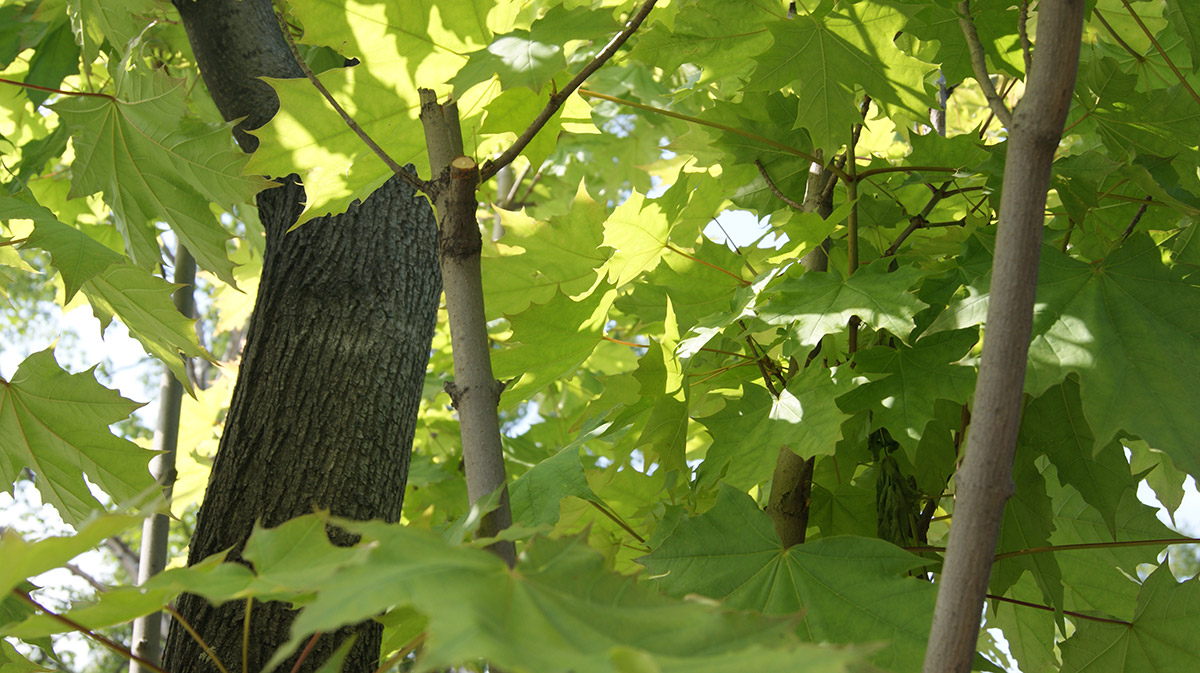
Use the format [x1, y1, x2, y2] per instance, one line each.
[163, 2, 441, 672]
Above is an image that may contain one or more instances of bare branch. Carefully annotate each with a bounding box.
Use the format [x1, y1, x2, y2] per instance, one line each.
[481, 0, 660, 181]
[273, 11, 430, 194]
[1121, 196, 1152, 241]
[957, 0, 1014, 128]
[1018, 1, 1033, 75]
[754, 160, 804, 210]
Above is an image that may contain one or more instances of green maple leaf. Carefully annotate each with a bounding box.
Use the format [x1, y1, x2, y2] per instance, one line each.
[481, 183, 608, 317]
[1060, 565, 1200, 672]
[746, 0, 936, 155]
[70, 0, 161, 65]
[759, 263, 928, 348]
[600, 190, 673, 287]
[1022, 379, 1136, 536]
[255, 517, 862, 673]
[931, 233, 1200, 480]
[991, 442, 1065, 621]
[1046, 478, 1182, 621]
[640, 484, 935, 673]
[492, 289, 615, 404]
[83, 265, 211, 390]
[19, 215, 208, 388]
[835, 328, 977, 456]
[615, 238, 749, 331]
[509, 445, 600, 528]
[629, 0, 777, 87]
[0, 350, 153, 525]
[52, 69, 264, 283]
[17, 210, 122, 301]
[451, 30, 566, 94]
[698, 367, 849, 489]
[1166, 0, 1200, 74]
[0, 512, 140, 597]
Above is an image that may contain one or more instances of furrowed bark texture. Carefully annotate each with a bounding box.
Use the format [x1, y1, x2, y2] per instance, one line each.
[164, 2, 441, 672]
[922, 2, 1085, 672]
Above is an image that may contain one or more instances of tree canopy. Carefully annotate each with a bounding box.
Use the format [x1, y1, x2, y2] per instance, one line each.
[3, 0, 1200, 672]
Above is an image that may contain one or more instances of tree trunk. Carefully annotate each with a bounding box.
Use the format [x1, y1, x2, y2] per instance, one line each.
[922, 2, 1085, 671]
[765, 161, 831, 547]
[130, 243, 195, 673]
[162, 2, 441, 672]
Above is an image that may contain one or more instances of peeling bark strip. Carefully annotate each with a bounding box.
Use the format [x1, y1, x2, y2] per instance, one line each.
[165, 2, 441, 672]
[923, 2, 1086, 672]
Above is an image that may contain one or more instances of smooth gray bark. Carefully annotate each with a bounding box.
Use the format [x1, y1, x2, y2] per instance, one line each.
[922, 2, 1085, 671]
[419, 91, 516, 566]
[130, 244, 195, 673]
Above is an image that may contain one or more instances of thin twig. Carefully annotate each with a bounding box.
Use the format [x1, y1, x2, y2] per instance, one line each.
[64, 563, 109, 592]
[986, 594, 1131, 625]
[272, 11, 429, 193]
[754, 160, 804, 210]
[289, 631, 324, 673]
[501, 163, 531, 207]
[846, 123, 863, 354]
[957, 0, 1013, 127]
[856, 164, 957, 180]
[242, 597, 253, 673]
[1092, 9, 1143, 63]
[1118, 0, 1200, 106]
[164, 604, 232, 673]
[481, 0, 660, 181]
[993, 536, 1198, 561]
[516, 166, 545, 205]
[1018, 1, 1033, 75]
[13, 589, 170, 673]
[586, 500, 649, 546]
[0, 76, 113, 100]
[1120, 196, 1152, 240]
[883, 181, 956, 256]
[746, 336, 779, 397]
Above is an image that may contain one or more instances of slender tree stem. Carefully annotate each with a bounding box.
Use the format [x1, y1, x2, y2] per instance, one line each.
[131, 244, 195, 673]
[846, 124, 861, 355]
[923, 1, 1085, 670]
[754, 159, 804, 210]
